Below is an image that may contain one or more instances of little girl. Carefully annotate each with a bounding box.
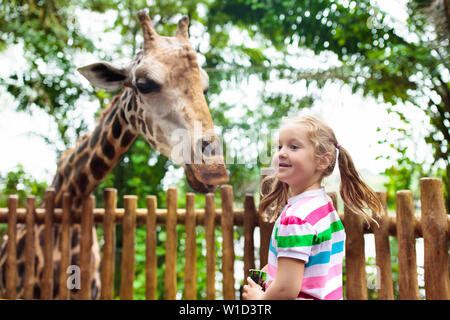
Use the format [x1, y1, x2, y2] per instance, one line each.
[243, 115, 383, 300]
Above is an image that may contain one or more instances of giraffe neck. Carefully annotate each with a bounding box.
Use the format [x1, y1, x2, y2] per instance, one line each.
[52, 89, 138, 212]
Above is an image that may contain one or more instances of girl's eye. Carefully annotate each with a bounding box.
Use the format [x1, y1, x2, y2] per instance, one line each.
[290, 145, 299, 150]
[278, 145, 282, 151]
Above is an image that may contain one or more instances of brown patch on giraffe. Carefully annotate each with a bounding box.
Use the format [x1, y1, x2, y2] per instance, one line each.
[63, 165, 71, 180]
[132, 95, 138, 112]
[90, 154, 110, 180]
[77, 139, 88, 155]
[126, 97, 133, 112]
[16, 236, 25, 260]
[112, 116, 122, 139]
[76, 172, 90, 194]
[129, 115, 137, 129]
[101, 131, 116, 160]
[105, 107, 117, 125]
[120, 107, 128, 125]
[121, 130, 136, 148]
[75, 153, 90, 177]
[90, 125, 102, 148]
[69, 182, 77, 196]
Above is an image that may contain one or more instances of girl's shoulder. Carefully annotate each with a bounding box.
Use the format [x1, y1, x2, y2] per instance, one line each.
[285, 192, 334, 224]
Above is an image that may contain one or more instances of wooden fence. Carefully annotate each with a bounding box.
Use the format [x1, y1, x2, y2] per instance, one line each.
[0, 177, 449, 300]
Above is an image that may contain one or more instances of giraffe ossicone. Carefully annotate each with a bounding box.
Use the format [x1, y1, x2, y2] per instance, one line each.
[0, 10, 228, 300]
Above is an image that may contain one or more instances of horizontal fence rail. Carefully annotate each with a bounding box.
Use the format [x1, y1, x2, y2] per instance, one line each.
[0, 178, 449, 300]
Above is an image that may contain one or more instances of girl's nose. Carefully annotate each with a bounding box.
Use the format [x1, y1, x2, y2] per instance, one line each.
[278, 147, 287, 158]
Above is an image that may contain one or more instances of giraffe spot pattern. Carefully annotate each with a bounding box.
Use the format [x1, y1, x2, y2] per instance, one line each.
[90, 125, 102, 148]
[120, 107, 128, 125]
[112, 116, 122, 139]
[130, 115, 136, 129]
[105, 107, 117, 125]
[77, 172, 89, 194]
[75, 153, 89, 177]
[121, 130, 135, 148]
[69, 183, 77, 196]
[77, 140, 88, 154]
[63, 165, 71, 180]
[90, 154, 109, 180]
[101, 132, 115, 160]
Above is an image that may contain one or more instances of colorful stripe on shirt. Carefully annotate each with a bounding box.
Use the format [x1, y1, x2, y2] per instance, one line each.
[265, 188, 346, 300]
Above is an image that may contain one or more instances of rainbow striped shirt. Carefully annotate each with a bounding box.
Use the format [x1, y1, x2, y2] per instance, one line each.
[265, 188, 345, 300]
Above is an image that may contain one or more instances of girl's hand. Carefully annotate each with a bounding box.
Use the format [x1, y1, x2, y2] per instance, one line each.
[242, 277, 264, 300]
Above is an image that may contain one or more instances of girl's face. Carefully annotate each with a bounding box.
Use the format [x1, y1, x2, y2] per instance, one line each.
[275, 123, 322, 194]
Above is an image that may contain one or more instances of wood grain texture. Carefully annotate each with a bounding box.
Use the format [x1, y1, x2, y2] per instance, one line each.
[221, 185, 235, 300]
[372, 192, 394, 300]
[396, 190, 420, 300]
[164, 188, 177, 300]
[101, 188, 116, 300]
[205, 193, 216, 300]
[120, 195, 137, 300]
[184, 193, 197, 300]
[146, 196, 157, 300]
[420, 178, 450, 299]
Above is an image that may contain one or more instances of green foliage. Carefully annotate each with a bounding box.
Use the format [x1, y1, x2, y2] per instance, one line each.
[0, 164, 48, 238]
[0, 164, 48, 208]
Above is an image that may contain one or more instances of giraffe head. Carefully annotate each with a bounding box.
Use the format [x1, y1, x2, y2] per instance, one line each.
[77, 10, 228, 193]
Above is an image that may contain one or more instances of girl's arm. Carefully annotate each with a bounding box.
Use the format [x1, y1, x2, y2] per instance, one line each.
[243, 257, 304, 300]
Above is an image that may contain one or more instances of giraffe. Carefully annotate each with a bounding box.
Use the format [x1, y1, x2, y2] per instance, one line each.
[0, 10, 229, 299]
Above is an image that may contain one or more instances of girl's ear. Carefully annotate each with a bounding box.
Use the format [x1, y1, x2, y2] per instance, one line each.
[317, 152, 333, 172]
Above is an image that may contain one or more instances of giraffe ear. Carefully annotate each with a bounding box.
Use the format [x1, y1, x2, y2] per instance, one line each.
[78, 62, 129, 91]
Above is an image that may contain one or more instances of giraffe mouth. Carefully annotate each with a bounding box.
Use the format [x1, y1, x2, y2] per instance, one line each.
[184, 163, 229, 193]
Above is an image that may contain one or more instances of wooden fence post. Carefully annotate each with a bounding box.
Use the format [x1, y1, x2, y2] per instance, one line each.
[6, 195, 18, 299]
[146, 195, 157, 300]
[343, 206, 367, 300]
[184, 193, 197, 300]
[41, 189, 55, 299]
[23, 196, 36, 299]
[420, 178, 450, 299]
[221, 185, 235, 300]
[79, 195, 95, 300]
[59, 193, 71, 300]
[164, 188, 177, 300]
[396, 190, 420, 300]
[373, 192, 394, 299]
[205, 193, 216, 300]
[243, 194, 257, 283]
[120, 195, 137, 300]
[101, 188, 116, 300]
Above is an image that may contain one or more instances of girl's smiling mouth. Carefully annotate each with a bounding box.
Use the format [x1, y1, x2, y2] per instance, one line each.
[279, 163, 292, 168]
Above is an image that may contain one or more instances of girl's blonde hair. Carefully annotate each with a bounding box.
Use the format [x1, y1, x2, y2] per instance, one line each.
[259, 115, 383, 225]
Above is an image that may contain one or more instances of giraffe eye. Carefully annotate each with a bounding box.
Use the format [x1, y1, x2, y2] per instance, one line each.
[136, 78, 161, 94]
[203, 88, 209, 95]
